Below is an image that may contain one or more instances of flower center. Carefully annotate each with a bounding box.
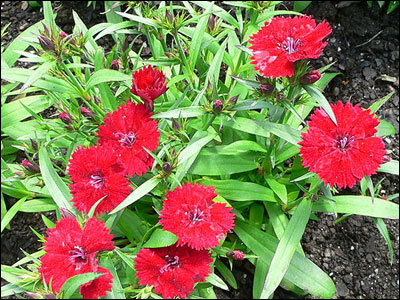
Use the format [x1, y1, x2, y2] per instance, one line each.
[114, 131, 136, 148]
[160, 255, 180, 273]
[336, 135, 354, 152]
[280, 37, 301, 54]
[68, 246, 88, 271]
[89, 174, 104, 189]
[187, 207, 205, 224]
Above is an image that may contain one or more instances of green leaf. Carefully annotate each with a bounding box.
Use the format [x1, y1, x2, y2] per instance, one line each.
[85, 69, 131, 90]
[205, 37, 228, 87]
[20, 198, 57, 213]
[376, 119, 396, 136]
[224, 117, 302, 145]
[265, 176, 288, 204]
[100, 256, 125, 299]
[20, 61, 56, 92]
[60, 272, 102, 299]
[378, 160, 399, 175]
[39, 146, 74, 212]
[189, 3, 212, 73]
[215, 260, 237, 289]
[230, 75, 260, 90]
[1, 196, 27, 233]
[206, 273, 229, 291]
[231, 99, 274, 111]
[109, 176, 161, 214]
[304, 85, 337, 125]
[152, 106, 205, 119]
[116, 12, 161, 28]
[173, 132, 217, 188]
[261, 198, 312, 298]
[198, 179, 275, 202]
[235, 219, 336, 298]
[293, 1, 312, 12]
[114, 248, 136, 271]
[313, 196, 399, 219]
[369, 91, 394, 113]
[143, 228, 178, 248]
[373, 218, 394, 264]
[189, 151, 258, 176]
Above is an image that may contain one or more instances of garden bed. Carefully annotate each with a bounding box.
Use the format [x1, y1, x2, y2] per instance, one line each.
[1, 1, 398, 299]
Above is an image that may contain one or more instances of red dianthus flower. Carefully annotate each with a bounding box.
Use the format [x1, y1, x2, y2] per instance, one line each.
[39, 217, 115, 299]
[299, 101, 386, 189]
[130, 65, 168, 112]
[96, 101, 160, 177]
[134, 244, 212, 299]
[67, 143, 132, 215]
[159, 182, 235, 250]
[249, 15, 331, 78]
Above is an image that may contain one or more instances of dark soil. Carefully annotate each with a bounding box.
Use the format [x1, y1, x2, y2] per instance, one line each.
[1, 1, 399, 299]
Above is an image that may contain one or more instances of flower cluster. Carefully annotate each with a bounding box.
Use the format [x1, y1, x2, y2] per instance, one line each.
[39, 217, 114, 299]
[134, 182, 235, 298]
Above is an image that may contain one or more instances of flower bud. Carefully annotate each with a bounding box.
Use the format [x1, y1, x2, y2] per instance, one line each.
[60, 31, 69, 39]
[259, 83, 274, 95]
[60, 207, 76, 219]
[213, 100, 223, 114]
[171, 118, 181, 130]
[21, 159, 40, 173]
[208, 14, 216, 31]
[110, 60, 119, 70]
[162, 162, 173, 174]
[80, 107, 94, 118]
[383, 155, 391, 163]
[299, 70, 321, 85]
[59, 112, 73, 124]
[30, 139, 39, 151]
[226, 250, 245, 261]
[38, 35, 55, 52]
[277, 93, 284, 101]
[166, 10, 174, 23]
[65, 125, 74, 131]
[228, 95, 239, 105]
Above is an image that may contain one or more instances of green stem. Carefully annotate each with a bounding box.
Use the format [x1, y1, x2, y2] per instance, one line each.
[202, 114, 216, 131]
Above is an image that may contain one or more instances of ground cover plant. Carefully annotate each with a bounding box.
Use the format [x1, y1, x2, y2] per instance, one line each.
[1, 1, 399, 299]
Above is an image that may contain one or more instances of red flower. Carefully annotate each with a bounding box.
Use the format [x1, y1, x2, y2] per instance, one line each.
[130, 65, 168, 112]
[67, 143, 132, 215]
[96, 101, 160, 177]
[299, 101, 386, 189]
[39, 217, 114, 299]
[134, 244, 212, 299]
[249, 16, 331, 78]
[159, 182, 235, 250]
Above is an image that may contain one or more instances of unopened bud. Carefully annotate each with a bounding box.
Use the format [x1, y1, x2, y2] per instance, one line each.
[65, 125, 74, 131]
[383, 155, 391, 163]
[38, 35, 55, 52]
[166, 10, 174, 23]
[30, 139, 38, 151]
[213, 100, 223, 114]
[226, 250, 245, 261]
[277, 93, 284, 101]
[162, 162, 173, 174]
[60, 31, 69, 39]
[381, 196, 388, 200]
[171, 118, 181, 130]
[59, 112, 73, 124]
[299, 70, 321, 85]
[165, 52, 174, 58]
[110, 60, 119, 70]
[22, 159, 40, 173]
[94, 96, 101, 104]
[259, 83, 274, 95]
[60, 207, 76, 219]
[208, 14, 216, 31]
[228, 95, 239, 105]
[80, 107, 94, 118]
